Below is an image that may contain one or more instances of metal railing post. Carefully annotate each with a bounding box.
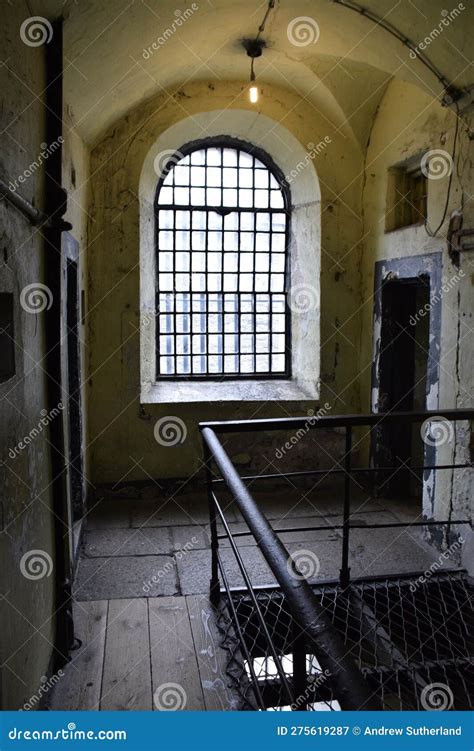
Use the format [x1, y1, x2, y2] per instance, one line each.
[204, 442, 220, 605]
[340, 425, 352, 589]
[201, 426, 380, 710]
[292, 621, 307, 710]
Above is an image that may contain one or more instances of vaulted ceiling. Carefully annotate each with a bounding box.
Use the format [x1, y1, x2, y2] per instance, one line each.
[32, 0, 473, 144]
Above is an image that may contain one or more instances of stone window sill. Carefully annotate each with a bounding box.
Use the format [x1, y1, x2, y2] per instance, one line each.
[141, 378, 319, 404]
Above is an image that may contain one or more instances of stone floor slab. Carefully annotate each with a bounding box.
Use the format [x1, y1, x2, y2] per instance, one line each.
[74, 555, 178, 600]
[83, 527, 173, 557]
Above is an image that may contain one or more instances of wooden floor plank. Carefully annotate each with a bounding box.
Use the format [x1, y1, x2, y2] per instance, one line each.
[49, 600, 107, 710]
[186, 594, 241, 711]
[100, 598, 152, 710]
[149, 596, 205, 711]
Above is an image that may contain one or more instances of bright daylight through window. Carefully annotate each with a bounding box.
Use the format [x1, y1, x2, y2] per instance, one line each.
[155, 140, 291, 380]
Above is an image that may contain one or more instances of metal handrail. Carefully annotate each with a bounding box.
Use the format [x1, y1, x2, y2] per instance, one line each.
[202, 426, 381, 710]
[200, 407, 473, 433]
[201, 408, 473, 710]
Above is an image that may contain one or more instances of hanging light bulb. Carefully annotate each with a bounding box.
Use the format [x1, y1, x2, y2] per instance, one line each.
[244, 39, 263, 105]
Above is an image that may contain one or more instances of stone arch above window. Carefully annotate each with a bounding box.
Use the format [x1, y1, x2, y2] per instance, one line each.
[140, 110, 321, 403]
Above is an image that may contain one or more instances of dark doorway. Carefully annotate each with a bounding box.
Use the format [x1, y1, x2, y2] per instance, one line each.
[66, 259, 84, 522]
[375, 276, 430, 497]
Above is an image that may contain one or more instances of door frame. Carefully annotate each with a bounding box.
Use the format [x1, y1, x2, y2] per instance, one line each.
[61, 232, 85, 562]
[370, 253, 442, 515]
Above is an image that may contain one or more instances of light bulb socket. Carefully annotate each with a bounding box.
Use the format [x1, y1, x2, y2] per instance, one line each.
[242, 38, 265, 58]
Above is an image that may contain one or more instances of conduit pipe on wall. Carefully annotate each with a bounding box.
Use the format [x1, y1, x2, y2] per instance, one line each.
[0, 179, 45, 225]
[0, 178, 71, 229]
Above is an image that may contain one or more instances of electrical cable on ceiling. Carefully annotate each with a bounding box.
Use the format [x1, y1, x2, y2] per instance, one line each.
[331, 1, 470, 240]
[329, 0, 467, 104]
[247, 0, 276, 102]
[255, 0, 276, 41]
[243, 0, 466, 236]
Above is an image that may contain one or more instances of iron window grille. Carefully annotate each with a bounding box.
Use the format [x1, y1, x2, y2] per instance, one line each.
[154, 137, 291, 380]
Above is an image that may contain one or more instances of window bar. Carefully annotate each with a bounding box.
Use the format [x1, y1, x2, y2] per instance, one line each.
[233, 293, 239, 373]
[340, 425, 352, 589]
[183, 290, 190, 375]
[199, 292, 206, 374]
[237, 158, 242, 377]
[155, 141, 290, 380]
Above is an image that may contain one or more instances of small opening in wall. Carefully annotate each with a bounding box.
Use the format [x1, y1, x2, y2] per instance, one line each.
[385, 156, 427, 232]
[0, 293, 15, 383]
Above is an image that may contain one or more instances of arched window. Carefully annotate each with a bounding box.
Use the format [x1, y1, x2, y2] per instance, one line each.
[154, 138, 291, 380]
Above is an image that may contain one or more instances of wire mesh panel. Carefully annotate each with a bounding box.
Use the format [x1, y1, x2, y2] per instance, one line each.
[155, 139, 291, 380]
[218, 571, 474, 711]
